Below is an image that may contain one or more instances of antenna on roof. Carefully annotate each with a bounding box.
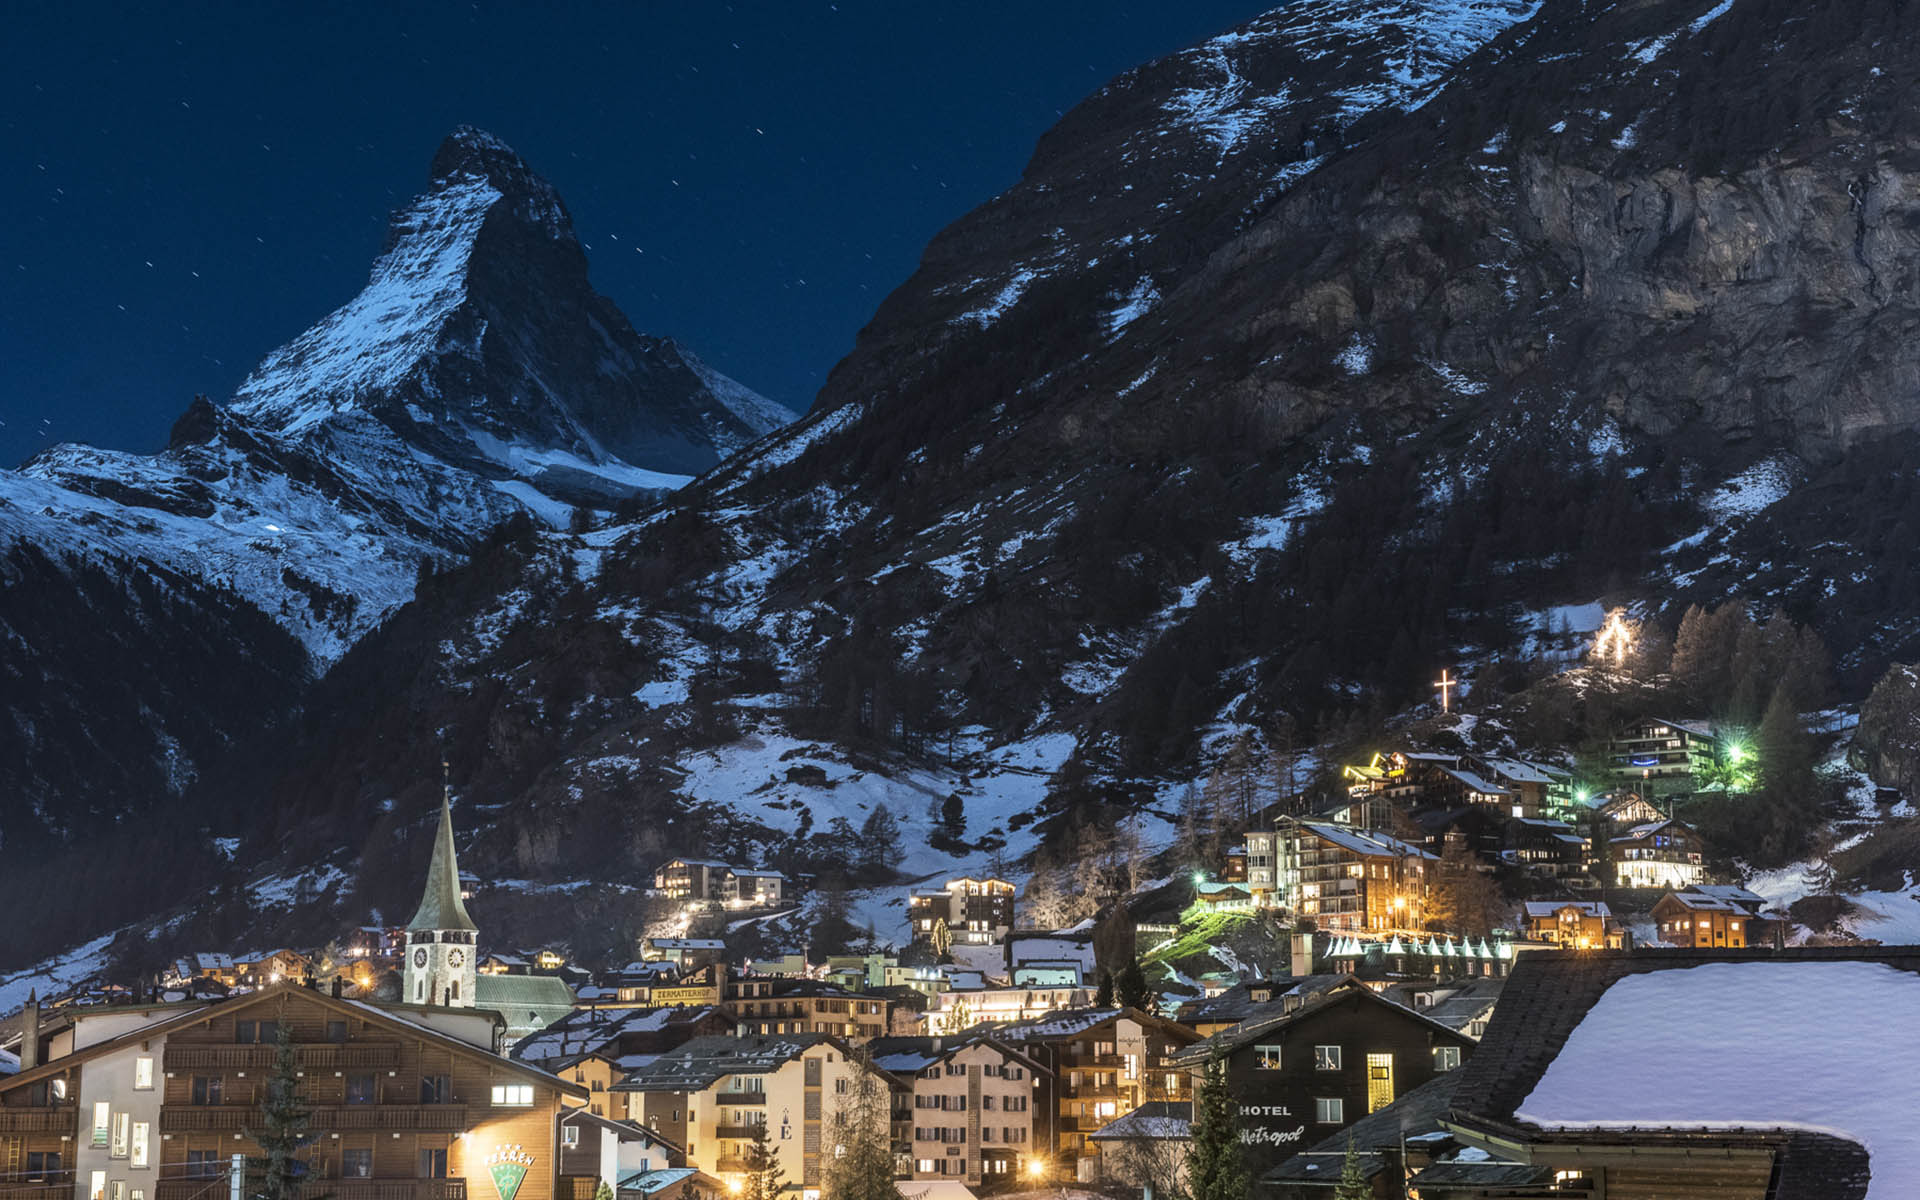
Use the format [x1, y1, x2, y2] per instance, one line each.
[442, 755, 452, 805]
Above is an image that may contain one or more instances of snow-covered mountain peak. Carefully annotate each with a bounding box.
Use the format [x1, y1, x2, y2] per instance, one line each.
[426, 125, 571, 241]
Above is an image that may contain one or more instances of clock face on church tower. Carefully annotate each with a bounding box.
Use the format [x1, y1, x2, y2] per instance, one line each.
[447, 949, 465, 968]
[413, 949, 429, 968]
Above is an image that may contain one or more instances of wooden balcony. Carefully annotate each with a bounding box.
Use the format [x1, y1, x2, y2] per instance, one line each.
[161, 1106, 470, 1133]
[163, 1043, 403, 1071]
[156, 1179, 466, 1200]
[0, 1171, 75, 1200]
[0, 1106, 76, 1133]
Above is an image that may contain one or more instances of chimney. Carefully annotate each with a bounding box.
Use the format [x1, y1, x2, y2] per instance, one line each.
[331, 977, 344, 999]
[20, 991, 39, 1072]
[1290, 932, 1315, 979]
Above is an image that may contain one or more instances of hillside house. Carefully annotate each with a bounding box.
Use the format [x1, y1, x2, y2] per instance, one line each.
[1611, 818, 1707, 890]
[908, 878, 1017, 948]
[1653, 886, 1772, 949]
[1609, 717, 1720, 797]
[1502, 818, 1588, 877]
[638, 939, 725, 973]
[650, 859, 729, 902]
[1522, 900, 1626, 949]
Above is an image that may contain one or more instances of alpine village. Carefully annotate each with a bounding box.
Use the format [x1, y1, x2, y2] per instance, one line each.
[7, 3, 1920, 1200]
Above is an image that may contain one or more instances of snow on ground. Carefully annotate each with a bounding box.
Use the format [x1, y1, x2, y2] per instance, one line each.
[1518, 961, 1918, 1197]
[1335, 332, 1375, 375]
[673, 721, 1073, 880]
[1702, 457, 1795, 520]
[1105, 277, 1161, 338]
[953, 268, 1042, 328]
[231, 175, 502, 431]
[0, 931, 119, 1016]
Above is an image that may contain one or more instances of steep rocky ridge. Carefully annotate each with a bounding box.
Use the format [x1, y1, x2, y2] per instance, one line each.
[0, 128, 787, 855]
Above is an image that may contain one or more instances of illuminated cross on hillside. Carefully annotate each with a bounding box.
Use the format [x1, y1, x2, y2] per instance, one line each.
[1435, 669, 1456, 714]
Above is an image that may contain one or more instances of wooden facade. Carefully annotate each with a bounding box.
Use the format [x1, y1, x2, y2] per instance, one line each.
[0, 987, 584, 1200]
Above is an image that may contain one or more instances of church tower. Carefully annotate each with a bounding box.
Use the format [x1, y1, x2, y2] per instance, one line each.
[404, 776, 478, 1007]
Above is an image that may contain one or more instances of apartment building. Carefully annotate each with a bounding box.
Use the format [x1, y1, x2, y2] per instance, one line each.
[723, 978, 889, 1041]
[989, 1009, 1199, 1181]
[867, 1036, 1050, 1186]
[1275, 819, 1435, 932]
[610, 1035, 896, 1193]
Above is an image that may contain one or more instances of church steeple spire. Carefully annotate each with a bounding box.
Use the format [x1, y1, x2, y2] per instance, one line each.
[404, 761, 478, 1008]
[409, 763, 477, 933]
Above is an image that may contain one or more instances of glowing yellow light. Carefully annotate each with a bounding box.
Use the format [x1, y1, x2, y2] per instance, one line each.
[1026, 1158, 1047, 1179]
[727, 1179, 743, 1195]
[1591, 610, 1636, 667]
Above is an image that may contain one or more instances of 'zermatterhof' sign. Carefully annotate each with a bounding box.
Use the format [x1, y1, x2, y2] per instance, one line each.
[485, 1145, 536, 1200]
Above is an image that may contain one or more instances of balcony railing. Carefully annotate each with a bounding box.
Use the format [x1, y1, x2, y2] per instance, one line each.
[714, 1125, 765, 1140]
[714, 1093, 766, 1106]
[0, 1106, 76, 1133]
[0, 1170, 76, 1200]
[164, 1043, 403, 1070]
[161, 1106, 471, 1134]
[157, 1180, 469, 1200]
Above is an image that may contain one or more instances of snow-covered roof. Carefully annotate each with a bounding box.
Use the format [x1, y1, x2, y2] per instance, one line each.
[643, 938, 725, 951]
[1480, 758, 1565, 785]
[727, 869, 785, 879]
[1088, 1100, 1192, 1141]
[1523, 901, 1612, 919]
[1689, 885, 1765, 908]
[1516, 961, 1913, 1198]
[1298, 821, 1437, 860]
[1438, 766, 1512, 797]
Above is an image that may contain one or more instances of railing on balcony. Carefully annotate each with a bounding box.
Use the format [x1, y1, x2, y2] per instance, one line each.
[161, 1106, 471, 1134]
[0, 1106, 76, 1133]
[163, 1043, 403, 1071]
[0, 1169, 76, 1200]
[713, 1124, 765, 1139]
[714, 1092, 766, 1106]
[160, 1180, 468, 1200]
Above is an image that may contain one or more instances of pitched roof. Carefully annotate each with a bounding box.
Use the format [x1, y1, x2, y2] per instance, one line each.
[1265, 1073, 1461, 1183]
[1296, 820, 1436, 860]
[1522, 900, 1612, 919]
[1089, 1100, 1192, 1141]
[0, 984, 584, 1098]
[408, 797, 477, 933]
[1172, 983, 1469, 1067]
[1441, 947, 1920, 1200]
[612, 1034, 848, 1092]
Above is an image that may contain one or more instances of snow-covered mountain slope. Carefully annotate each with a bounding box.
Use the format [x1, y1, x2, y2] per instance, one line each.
[0, 127, 789, 853]
[18, 0, 1920, 977]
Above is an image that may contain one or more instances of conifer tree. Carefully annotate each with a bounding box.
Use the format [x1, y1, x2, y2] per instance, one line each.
[1094, 969, 1115, 1007]
[821, 1053, 900, 1200]
[741, 1120, 785, 1200]
[1186, 1046, 1248, 1200]
[1334, 1135, 1371, 1199]
[246, 1019, 327, 1200]
[1116, 957, 1152, 1011]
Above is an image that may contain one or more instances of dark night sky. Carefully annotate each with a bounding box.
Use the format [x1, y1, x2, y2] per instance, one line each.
[1, 2, 1264, 468]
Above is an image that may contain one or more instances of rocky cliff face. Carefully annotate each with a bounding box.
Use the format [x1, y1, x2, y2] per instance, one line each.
[0, 128, 787, 855]
[1856, 664, 1920, 793]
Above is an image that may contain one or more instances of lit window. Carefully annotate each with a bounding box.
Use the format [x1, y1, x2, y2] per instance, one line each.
[1314, 1045, 1342, 1071]
[491, 1084, 534, 1107]
[92, 1102, 111, 1147]
[131, 1123, 149, 1169]
[1255, 1045, 1283, 1070]
[133, 1058, 154, 1091]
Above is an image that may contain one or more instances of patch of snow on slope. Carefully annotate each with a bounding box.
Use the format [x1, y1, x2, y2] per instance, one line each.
[954, 268, 1041, 328]
[1703, 457, 1794, 520]
[1106, 277, 1160, 338]
[1335, 333, 1374, 375]
[231, 176, 502, 432]
[1517, 961, 1919, 1198]
[0, 930, 119, 1015]
[1690, 0, 1737, 33]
